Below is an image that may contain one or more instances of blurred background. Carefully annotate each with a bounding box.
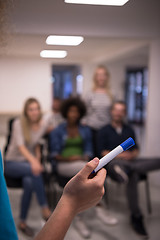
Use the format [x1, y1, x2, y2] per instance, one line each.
[0, 0, 160, 239]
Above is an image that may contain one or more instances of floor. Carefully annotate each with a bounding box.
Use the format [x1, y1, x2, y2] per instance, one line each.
[8, 178, 160, 240]
[1, 121, 160, 240]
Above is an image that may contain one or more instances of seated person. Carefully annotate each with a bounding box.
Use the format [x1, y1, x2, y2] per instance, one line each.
[50, 97, 118, 238]
[49, 97, 93, 178]
[43, 97, 64, 133]
[98, 100, 160, 238]
[49, 97, 93, 238]
[4, 98, 51, 237]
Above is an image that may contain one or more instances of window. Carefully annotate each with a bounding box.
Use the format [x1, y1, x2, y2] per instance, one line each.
[125, 67, 148, 124]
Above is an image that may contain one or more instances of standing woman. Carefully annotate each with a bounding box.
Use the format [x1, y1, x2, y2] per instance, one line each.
[83, 65, 113, 157]
[4, 98, 51, 237]
[83, 66, 118, 226]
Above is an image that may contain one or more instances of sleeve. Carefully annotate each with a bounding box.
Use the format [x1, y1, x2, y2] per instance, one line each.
[0, 152, 18, 240]
[12, 119, 25, 146]
[129, 127, 139, 151]
[83, 127, 93, 158]
[49, 126, 62, 157]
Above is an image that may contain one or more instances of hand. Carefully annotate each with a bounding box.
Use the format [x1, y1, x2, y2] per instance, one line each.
[102, 150, 110, 157]
[34, 158, 106, 240]
[68, 155, 82, 161]
[82, 155, 89, 161]
[46, 125, 54, 133]
[31, 159, 43, 176]
[118, 151, 133, 161]
[62, 158, 106, 214]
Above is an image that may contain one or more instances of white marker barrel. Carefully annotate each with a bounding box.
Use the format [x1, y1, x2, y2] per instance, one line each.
[93, 137, 135, 173]
[93, 145, 123, 173]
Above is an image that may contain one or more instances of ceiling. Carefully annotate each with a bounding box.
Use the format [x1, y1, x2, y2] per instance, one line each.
[2, 0, 160, 62]
[1, 34, 149, 63]
[8, 0, 160, 38]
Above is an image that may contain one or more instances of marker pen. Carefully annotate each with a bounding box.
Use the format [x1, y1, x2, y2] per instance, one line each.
[93, 137, 135, 173]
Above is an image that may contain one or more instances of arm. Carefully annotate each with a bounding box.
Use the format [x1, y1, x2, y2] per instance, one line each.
[117, 149, 139, 161]
[34, 196, 75, 240]
[43, 113, 55, 133]
[82, 126, 93, 159]
[100, 126, 139, 161]
[18, 145, 43, 175]
[49, 127, 63, 158]
[18, 145, 37, 164]
[46, 126, 55, 134]
[101, 149, 139, 161]
[34, 158, 106, 240]
[55, 154, 74, 162]
[118, 127, 139, 161]
[55, 154, 88, 162]
[35, 144, 41, 161]
[13, 120, 43, 175]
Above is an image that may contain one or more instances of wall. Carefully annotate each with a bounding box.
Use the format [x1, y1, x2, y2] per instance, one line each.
[145, 40, 160, 186]
[0, 53, 148, 114]
[107, 54, 148, 100]
[81, 63, 96, 96]
[0, 57, 52, 113]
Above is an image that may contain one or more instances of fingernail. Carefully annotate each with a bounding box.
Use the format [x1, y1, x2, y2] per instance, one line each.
[93, 158, 99, 164]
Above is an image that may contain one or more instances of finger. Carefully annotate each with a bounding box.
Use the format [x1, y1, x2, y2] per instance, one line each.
[33, 171, 38, 176]
[93, 168, 107, 185]
[79, 158, 99, 178]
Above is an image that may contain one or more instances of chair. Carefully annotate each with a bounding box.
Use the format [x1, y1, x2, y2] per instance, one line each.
[45, 158, 71, 209]
[40, 135, 71, 209]
[4, 118, 16, 157]
[139, 173, 152, 214]
[4, 117, 23, 189]
[106, 173, 152, 215]
[4, 175, 22, 188]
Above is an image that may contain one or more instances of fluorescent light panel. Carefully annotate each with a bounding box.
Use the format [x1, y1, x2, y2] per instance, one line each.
[64, 0, 129, 6]
[46, 35, 84, 46]
[40, 50, 67, 58]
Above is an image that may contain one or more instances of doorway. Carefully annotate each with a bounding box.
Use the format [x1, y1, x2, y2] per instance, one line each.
[52, 65, 82, 99]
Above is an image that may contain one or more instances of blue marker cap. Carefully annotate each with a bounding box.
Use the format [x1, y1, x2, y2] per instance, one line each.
[120, 137, 135, 151]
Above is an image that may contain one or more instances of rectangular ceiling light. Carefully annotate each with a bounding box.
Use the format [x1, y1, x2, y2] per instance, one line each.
[46, 35, 84, 46]
[64, 0, 129, 6]
[40, 50, 67, 58]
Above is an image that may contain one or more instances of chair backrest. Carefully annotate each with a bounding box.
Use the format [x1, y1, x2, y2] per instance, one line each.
[4, 175, 22, 188]
[3, 117, 23, 188]
[41, 133, 70, 187]
[4, 118, 16, 157]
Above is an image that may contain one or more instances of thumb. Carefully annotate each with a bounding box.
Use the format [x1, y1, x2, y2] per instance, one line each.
[79, 158, 99, 178]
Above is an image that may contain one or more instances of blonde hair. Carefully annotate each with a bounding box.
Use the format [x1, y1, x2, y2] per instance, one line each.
[93, 65, 113, 100]
[21, 98, 42, 144]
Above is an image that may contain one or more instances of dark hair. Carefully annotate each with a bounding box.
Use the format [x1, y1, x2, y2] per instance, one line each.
[61, 97, 86, 120]
[110, 100, 126, 111]
[53, 97, 61, 101]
